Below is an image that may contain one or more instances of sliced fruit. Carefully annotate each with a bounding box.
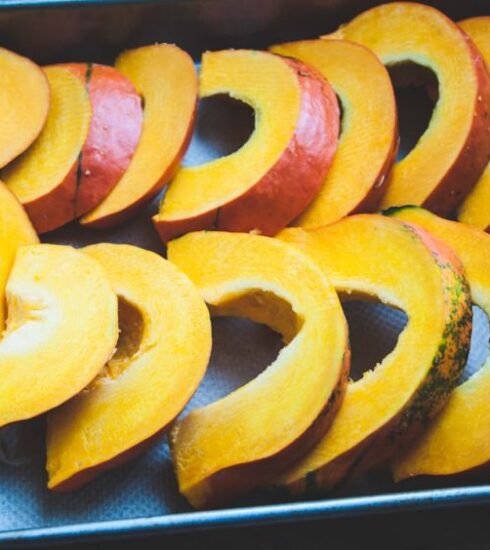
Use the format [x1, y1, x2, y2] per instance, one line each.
[81, 44, 197, 228]
[47, 243, 212, 491]
[457, 17, 490, 230]
[154, 49, 340, 242]
[0, 182, 38, 330]
[0, 48, 50, 168]
[386, 206, 490, 480]
[328, 2, 490, 216]
[167, 231, 349, 508]
[62, 63, 143, 217]
[2, 66, 91, 233]
[0, 244, 118, 427]
[275, 214, 471, 494]
[270, 39, 397, 227]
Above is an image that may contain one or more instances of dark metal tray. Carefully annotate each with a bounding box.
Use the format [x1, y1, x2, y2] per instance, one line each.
[0, 0, 488, 546]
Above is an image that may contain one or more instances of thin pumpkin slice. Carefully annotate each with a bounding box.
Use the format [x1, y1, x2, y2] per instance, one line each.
[386, 207, 490, 480]
[167, 232, 349, 508]
[62, 63, 143, 217]
[2, 66, 91, 233]
[81, 44, 198, 228]
[153, 49, 339, 242]
[327, 2, 490, 215]
[275, 214, 471, 495]
[0, 244, 118, 428]
[0, 48, 50, 168]
[47, 243, 212, 491]
[0, 182, 39, 330]
[457, 17, 490, 231]
[270, 39, 397, 227]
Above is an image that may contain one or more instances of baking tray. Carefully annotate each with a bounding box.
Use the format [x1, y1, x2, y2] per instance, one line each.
[0, 0, 489, 546]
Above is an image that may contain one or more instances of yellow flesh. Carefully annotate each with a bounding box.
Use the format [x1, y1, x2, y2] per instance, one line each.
[0, 48, 50, 168]
[2, 67, 90, 202]
[331, 3, 480, 208]
[0, 182, 38, 329]
[0, 244, 118, 427]
[390, 208, 490, 478]
[47, 244, 211, 489]
[168, 232, 347, 506]
[276, 216, 448, 486]
[457, 18, 490, 229]
[270, 39, 396, 227]
[156, 50, 301, 221]
[81, 45, 197, 223]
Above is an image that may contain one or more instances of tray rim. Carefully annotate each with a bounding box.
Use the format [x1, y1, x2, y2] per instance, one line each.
[3, 485, 490, 546]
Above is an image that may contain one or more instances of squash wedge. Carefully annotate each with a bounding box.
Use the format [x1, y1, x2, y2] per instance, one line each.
[47, 244, 212, 491]
[276, 214, 471, 494]
[167, 232, 349, 508]
[387, 207, 490, 480]
[0, 244, 118, 427]
[270, 39, 397, 227]
[328, 2, 490, 216]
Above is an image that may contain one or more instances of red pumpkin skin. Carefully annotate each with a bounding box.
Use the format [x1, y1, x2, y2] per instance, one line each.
[153, 58, 340, 243]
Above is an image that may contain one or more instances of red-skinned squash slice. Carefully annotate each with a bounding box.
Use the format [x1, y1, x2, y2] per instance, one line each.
[81, 44, 197, 228]
[275, 215, 471, 494]
[62, 63, 143, 217]
[47, 244, 211, 491]
[0, 48, 50, 168]
[153, 49, 340, 242]
[457, 17, 490, 231]
[386, 207, 490, 480]
[167, 232, 349, 508]
[270, 39, 397, 227]
[327, 2, 490, 215]
[2, 66, 91, 233]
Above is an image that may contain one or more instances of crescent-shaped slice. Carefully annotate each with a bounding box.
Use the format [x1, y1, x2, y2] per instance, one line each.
[167, 232, 349, 508]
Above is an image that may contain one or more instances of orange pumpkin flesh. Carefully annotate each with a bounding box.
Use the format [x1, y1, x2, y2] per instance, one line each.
[270, 39, 397, 227]
[167, 232, 349, 508]
[47, 244, 211, 491]
[457, 17, 490, 231]
[62, 63, 143, 217]
[0, 48, 50, 168]
[2, 66, 91, 233]
[153, 49, 340, 242]
[81, 44, 198, 228]
[275, 215, 471, 494]
[328, 2, 490, 216]
[387, 207, 490, 480]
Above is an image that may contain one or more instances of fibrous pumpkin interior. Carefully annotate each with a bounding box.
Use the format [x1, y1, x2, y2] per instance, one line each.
[275, 215, 471, 494]
[0, 48, 50, 168]
[80, 44, 197, 228]
[0, 244, 118, 428]
[457, 17, 490, 231]
[167, 232, 349, 508]
[387, 207, 490, 479]
[47, 243, 212, 491]
[270, 39, 397, 227]
[329, 2, 490, 214]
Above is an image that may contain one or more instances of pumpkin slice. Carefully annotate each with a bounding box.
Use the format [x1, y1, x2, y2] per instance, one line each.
[386, 207, 490, 480]
[457, 18, 490, 231]
[275, 214, 472, 495]
[0, 48, 50, 168]
[167, 232, 349, 508]
[2, 66, 91, 234]
[47, 243, 212, 491]
[80, 44, 197, 228]
[153, 49, 340, 242]
[270, 39, 397, 227]
[0, 244, 118, 427]
[62, 63, 143, 217]
[327, 2, 490, 216]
